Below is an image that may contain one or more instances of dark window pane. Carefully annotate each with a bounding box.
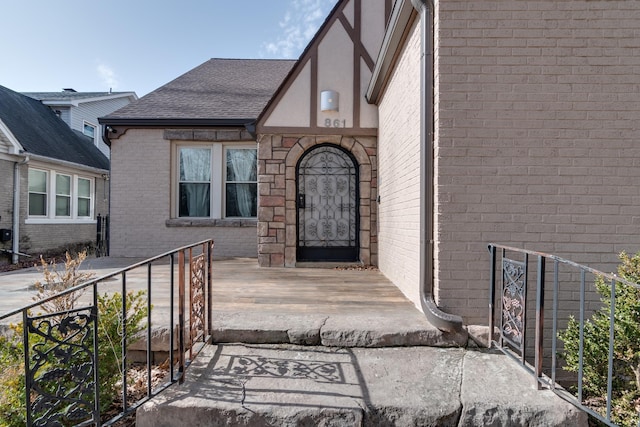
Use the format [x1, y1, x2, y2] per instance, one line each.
[179, 183, 210, 217]
[225, 183, 257, 217]
[29, 193, 46, 216]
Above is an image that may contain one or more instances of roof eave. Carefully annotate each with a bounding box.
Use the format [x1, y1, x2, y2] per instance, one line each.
[98, 118, 255, 127]
[37, 92, 138, 106]
[366, 0, 416, 105]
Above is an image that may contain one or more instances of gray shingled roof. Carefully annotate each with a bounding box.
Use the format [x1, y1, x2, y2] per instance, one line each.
[0, 85, 109, 170]
[102, 58, 295, 123]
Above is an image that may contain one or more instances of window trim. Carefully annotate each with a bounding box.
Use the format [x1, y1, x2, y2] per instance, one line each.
[224, 146, 258, 218]
[76, 177, 93, 218]
[26, 167, 96, 224]
[55, 173, 72, 217]
[28, 168, 49, 217]
[83, 121, 97, 140]
[172, 142, 256, 220]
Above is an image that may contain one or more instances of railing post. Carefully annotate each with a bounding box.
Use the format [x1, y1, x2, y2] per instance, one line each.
[488, 244, 496, 349]
[606, 278, 615, 421]
[188, 247, 193, 361]
[535, 255, 545, 389]
[207, 241, 213, 339]
[178, 250, 186, 384]
[121, 271, 128, 412]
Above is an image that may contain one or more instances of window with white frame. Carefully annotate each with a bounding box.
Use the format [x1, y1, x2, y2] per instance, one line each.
[56, 174, 71, 216]
[28, 169, 48, 216]
[77, 178, 92, 217]
[27, 167, 95, 221]
[225, 148, 257, 217]
[176, 144, 257, 219]
[83, 122, 96, 139]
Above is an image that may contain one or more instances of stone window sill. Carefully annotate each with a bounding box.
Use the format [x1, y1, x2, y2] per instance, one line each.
[165, 218, 257, 228]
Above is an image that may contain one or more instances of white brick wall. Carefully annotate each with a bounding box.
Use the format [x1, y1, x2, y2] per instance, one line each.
[433, 0, 640, 324]
[110, 129, 257, 258]
[377, 18, 423, 308]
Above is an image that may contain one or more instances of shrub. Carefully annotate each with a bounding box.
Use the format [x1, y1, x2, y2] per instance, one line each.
[559, 251, 640, 426]
[0, 252, 149, 426]
[96, 290, 148, 412]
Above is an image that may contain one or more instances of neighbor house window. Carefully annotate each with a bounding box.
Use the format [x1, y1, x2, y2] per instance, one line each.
[225, 148, 257, 217]
[56, 174, 71, 216]
[28, 169, 48, 216]
[77, 178, 92, 217]
[175, 144, 257, 219]
[83, 122, 96, 139]
[27, 167, 95, 222]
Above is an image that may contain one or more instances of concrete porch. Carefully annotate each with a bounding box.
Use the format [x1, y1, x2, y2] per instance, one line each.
[0, 257, 586, 426]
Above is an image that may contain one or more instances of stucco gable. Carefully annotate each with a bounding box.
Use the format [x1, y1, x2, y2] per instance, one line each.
[258, 0, 392, 134]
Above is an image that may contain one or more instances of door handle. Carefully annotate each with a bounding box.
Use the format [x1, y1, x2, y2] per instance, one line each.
[298, 194, 305, 209]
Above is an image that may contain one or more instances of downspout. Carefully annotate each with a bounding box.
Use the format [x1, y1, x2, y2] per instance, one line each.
[12, 155, 29, 264]
[411, 0, 464, 332]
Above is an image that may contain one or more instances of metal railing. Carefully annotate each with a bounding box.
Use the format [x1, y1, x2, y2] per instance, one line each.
[0, 239, 214, 426]
[488, 243, 640, 427]
[96, 214, 109, 258]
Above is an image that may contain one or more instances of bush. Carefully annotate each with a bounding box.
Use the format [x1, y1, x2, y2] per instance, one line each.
[0, 325, 26, 427]
[96, 290, 148, 412]
[0, 252, 148, 426]
[559, 251, 640, 426]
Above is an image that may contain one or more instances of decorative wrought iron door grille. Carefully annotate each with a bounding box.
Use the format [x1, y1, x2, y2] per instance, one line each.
[297, 145, 358, 262]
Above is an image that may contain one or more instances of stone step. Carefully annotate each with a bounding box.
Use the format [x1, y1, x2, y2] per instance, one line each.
[136, 344, 587, 427]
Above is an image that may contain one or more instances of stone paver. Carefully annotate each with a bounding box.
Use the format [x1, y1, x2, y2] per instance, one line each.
[136, 344, 586, 427]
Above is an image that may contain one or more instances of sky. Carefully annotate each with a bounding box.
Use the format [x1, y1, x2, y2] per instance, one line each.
[0, 0, 339, 97]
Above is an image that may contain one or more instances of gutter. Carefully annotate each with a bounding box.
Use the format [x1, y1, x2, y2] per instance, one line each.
[411, 0, 463, 333]
[25, 152, 108, 176]
[12, 155, 29, 264]
[97, 118, 255, 128]
[98, 118, 258, 147]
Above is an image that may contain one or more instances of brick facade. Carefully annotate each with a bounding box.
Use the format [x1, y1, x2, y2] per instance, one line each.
[257, 134, 377, 267]
[431, 0, 640, 324]
[377, 15, 423, 308]
[109, 128, 258, 259]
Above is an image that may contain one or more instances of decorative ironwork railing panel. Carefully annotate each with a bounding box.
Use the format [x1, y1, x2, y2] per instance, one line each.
[190, 252, 206, 349]
[488, 243, 640, 427]
[25, 307, 99, 427]
[501, 257, 526, 353]
[1, 239, 214, 426]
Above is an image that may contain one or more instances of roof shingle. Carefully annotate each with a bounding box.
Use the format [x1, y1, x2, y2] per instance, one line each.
[103, 58, 295, 122]
[0, 85, 109, 170]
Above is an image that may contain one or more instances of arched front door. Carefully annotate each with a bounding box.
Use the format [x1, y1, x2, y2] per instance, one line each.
[296, 144, 359, 262]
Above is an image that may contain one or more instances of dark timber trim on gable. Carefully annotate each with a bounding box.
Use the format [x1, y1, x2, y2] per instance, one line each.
[257, 0, 381, 135]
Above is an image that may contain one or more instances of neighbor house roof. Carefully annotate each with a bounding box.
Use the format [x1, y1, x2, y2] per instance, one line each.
[24, 90, 138, 106]
[0, 85, 109, 170]
[100, 58, 296, 127]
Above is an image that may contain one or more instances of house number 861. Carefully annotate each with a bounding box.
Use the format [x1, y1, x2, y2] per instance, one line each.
[325, 118, 346, 128]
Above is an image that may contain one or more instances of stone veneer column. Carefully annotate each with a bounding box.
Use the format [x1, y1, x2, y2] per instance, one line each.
[257, 134, 377, 267]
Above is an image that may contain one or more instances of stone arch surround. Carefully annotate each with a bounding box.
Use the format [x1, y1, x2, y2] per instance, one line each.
[257, 134, 377, 267]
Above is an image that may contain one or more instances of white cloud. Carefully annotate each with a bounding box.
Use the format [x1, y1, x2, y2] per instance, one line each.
[97, 63, 119, 91]
[263, 0, 338, 58]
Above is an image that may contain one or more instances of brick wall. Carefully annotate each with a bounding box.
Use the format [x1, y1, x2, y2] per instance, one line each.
[377, 17, 423, 307]
[110, 128, 257, 259]
[433, 0, 640, 324]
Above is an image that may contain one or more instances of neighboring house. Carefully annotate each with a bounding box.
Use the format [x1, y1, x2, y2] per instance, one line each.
[24, 89, 137, 158]
[102, 0, 640, 330]
[0, 85, 110, 265]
